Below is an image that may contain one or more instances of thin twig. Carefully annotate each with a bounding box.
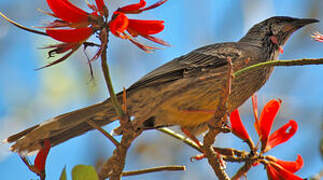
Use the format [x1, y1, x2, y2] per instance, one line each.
[100, 29, 124, 117]
[234, 58, 323, 77]
[121, 165, 186, 177]
[0, 11, 47, 36]
[158, 128, 251, 163]
[87, 120, 120, 147]
[157, 128, 202, 153]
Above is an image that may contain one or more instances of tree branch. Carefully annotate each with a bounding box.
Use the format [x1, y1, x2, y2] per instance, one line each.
[98, 116, 142, 180]
[157, 128, 202, 153]
[100, 28, 124, 117]
[231, 159, 255, 180]
[234, 58, 323, 77]
[97, 27, 142, 180]
[201, 57, 233, 180]
[121, 165, 185, 177]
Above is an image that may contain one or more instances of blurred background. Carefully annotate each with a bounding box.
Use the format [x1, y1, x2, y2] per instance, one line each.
[0, 0, 322, 179]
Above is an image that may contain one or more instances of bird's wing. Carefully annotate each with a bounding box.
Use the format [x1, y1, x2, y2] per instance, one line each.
[128, 42, 244, 91]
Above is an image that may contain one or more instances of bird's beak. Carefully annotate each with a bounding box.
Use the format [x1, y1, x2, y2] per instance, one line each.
[294, 18, 319, 27]
[294, 18, 319, 29]
[282, 18, 319, 33]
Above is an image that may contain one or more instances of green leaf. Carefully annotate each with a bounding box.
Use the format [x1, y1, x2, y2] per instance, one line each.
[59, 166, 67, 180]
[72, 165, 98, 180]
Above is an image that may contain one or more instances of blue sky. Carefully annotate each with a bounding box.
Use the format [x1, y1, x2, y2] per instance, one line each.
[0, 0, 322, 179]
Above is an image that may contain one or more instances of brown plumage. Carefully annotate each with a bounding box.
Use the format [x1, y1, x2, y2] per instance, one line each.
[6, 16, 318, 153]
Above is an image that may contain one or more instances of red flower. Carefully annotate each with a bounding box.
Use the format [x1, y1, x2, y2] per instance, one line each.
[40, 0, 168, 68]
[231, 96, 304, 179]
[252, 98, 298, 152]
[312, 32, 323, 43]
[229, 109, 251, 142]
[34, 140, 51, 174]
[233, 97, 298, 153]
[40, 0, 105, 69]
[109, 0, 169, 52]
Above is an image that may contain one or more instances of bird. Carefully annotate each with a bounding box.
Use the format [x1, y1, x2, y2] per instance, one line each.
[5, 16, 319, 153]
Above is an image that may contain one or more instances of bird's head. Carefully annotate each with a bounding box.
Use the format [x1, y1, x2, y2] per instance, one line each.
[240, 16, 319, 54]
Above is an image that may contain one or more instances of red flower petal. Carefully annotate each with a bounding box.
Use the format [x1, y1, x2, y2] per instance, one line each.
[266, 164, 281, 180]
[229, 109, 250, 141]
[252, 94, 261, 136]
[95, 0, 105, 11]
[252, 94, 259, 121]
[127, 19, 164, 36]
[275, 155, 304, 173]
[37, 46, 79, 70]
[109, 12, 129, 38]
[129, 38, 159, 53]
[95, 0, 106, 16]
[43, 20, 71, 29]
[34, 140, 51, 172]
[42, 42, 76, 55]
[264, 120, 298, 152]
[118, 0, 167, 14]
[46, 0, 89, 23]
[118, 0, 146, 13]
[312, 32, 323, 43]
[141, 34, 170, 46]
[266, 163, 303, 180]
[46, 27, 93, 43]
[140, 0, 168, 12]
[259, 99, 281, 151]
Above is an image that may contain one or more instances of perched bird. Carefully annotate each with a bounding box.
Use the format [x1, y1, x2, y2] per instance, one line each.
[5, 16, 318, 153]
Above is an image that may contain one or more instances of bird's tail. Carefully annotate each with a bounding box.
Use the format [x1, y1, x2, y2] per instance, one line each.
[5, 99, 117, 154]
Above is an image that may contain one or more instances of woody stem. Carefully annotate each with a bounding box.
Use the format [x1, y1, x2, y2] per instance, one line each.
[100, 28, 125, 117]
